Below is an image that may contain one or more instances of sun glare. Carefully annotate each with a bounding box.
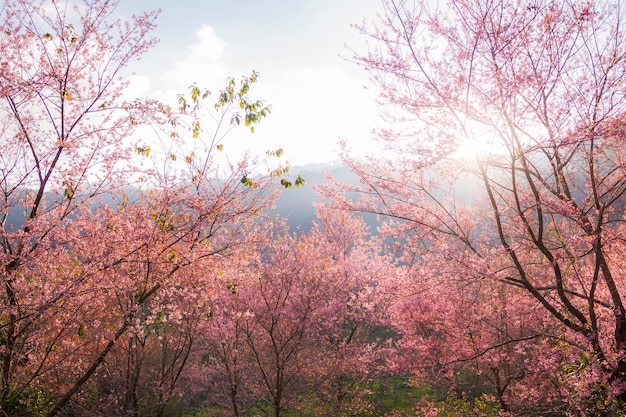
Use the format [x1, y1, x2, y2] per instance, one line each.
[454, 139, 489, 160]
[452, 125, 499, 161]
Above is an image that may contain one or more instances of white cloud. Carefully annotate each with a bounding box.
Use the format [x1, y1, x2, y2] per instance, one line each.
[126, 25, 233, 104]
[126, 22, 381, 167]
[161, 25, 230, 91]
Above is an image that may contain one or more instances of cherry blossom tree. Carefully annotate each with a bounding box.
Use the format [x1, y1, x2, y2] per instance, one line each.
[0, 1, 282, 415]
[194, 208, 403, 417]
[329, 0, 626, 412]
[233, 228, 323, 417]
[305, 207, 401, 416]
[81, 259, 205, 417]
[0, 0, 159, 412]
[194, 236, 270, 417]
[390, 245, 566, 414]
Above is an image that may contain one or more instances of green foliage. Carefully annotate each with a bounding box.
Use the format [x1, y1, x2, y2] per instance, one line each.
[226, 282, 239, 294]
[214, 70, 271, 133]
[61, 177, 74, 199]
[176, 71, 270, 134]
[560, 354, 626, 417]
[371, 377, 430, 414]
[171, 72, 305, 191]
[134, 145, 151, 157]
[278, 174, 305, 189]
[177, 85, 210, 113]
[415, 394, 502, 417]
[264, 377, 429, 417]
[262, 152, 305, 189]
[178, 411, 213, 417]
[192, 120, 201, 138]
[562, 351, 594, 374]
[151, 210, 176, 232]
[241, 175, 255, 188]
[171, 71, 276, 172]
[266, 148, 284, 158]
[142, 310, 168, 338]
[1, 389, 54, 416]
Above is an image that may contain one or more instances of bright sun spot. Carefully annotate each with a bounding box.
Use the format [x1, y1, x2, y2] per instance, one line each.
[454, 139, 489, 160]
[452, 125, 499, 161]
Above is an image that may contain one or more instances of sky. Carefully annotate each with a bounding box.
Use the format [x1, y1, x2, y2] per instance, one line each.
[116, 0, 384, 167]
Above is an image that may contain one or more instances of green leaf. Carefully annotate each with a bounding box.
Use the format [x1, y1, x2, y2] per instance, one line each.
[62, 178, 75, 199]
[178, 95, 188, 112]
[217, 144, 223, 151]
[227, 282, 238, 294]
[240, 175, 254, 187]
[192, 120, 201, 138]
[134, 146, 151, 157]
[191, 85, 200, 103]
